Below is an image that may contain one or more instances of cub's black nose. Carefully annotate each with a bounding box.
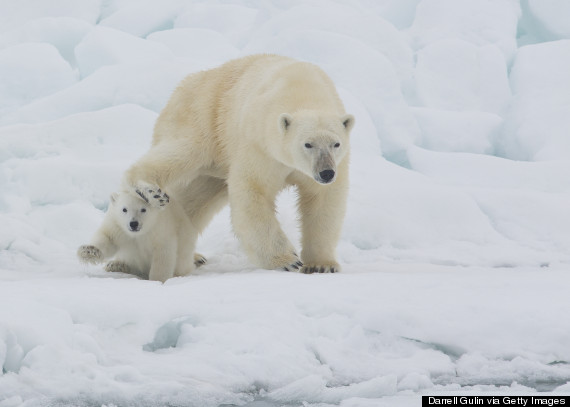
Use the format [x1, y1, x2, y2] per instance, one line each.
[319, 169, 335, 182]
[129, 221, 139, 231]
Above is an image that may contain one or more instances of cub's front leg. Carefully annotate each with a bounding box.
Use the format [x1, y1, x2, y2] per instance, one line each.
[77, 229, 118, 265]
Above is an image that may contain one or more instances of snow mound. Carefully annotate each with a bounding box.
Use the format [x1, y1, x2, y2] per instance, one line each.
[414, 40, 510, 114]
[0, 61, 194, 125]
[411, 108, 501, 154]
[75, 26, 174, 78]
[0, 0, 100, 34]
[174, 3, 259, 48]
[525, 0, 570, 41]
[0, 17, 92, 67]
[410, 0, 521, 61]
[147, 28, 240, 66]
[99, 0, 183, 38]
[247, 4, 414, 90]
[0, 43, 77, 115]
[502, 40, 570, 160]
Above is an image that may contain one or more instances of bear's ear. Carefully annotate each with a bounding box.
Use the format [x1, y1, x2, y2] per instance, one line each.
[110, 192, 118, 204]
[279, 113, 293, 134]
[341, 114, 355, 133]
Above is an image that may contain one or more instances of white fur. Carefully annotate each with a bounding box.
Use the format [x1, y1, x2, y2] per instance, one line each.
[77, 190, 197, 282]
[123, 54, 354, 273]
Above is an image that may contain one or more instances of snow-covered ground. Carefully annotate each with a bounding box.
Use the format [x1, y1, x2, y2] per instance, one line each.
[1, 0, 570, 406]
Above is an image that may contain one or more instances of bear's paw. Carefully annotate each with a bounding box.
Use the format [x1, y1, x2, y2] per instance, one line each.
[300, 263, 341, 274]
[105, 260, 132, 274]
[134, 181, 170, 208]
[193, 253, 207, 268]
[77, 245, 104, 264]
[280, 253, 303, 272]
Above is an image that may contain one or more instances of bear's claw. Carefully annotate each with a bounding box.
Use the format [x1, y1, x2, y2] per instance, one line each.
[194, 253, 207, 268]
[134, 182, 169, 207]
[77, 245, 103, 264]
[283, 260, 304, 272]
[301, 264, 340, 274]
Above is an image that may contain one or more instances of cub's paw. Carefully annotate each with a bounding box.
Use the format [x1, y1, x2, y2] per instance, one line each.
[301, 263, 341, 274]
[77, 245, 103, 264]
[194, 253, 207, 268]
[105, 261, 132, 274]
[134, 181, 169, 208]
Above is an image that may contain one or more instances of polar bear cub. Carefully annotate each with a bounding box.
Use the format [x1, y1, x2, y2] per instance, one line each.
[77, 190, 200, 282]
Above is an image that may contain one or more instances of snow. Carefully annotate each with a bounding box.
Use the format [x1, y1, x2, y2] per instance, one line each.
[1, 1, 570, 406]
[502, 39, 570, 160]
[524, 0, 570, 42]
[414, 40, 511, 114]
[0, 43, 78, 116]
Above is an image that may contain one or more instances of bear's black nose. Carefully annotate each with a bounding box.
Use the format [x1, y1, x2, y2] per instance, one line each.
[129, 221, 139, 231]
[319, 169, 335, 182]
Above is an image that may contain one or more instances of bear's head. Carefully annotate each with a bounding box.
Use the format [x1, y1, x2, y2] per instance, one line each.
[109, 191, 158, 235]
[278, 110, 354, 184]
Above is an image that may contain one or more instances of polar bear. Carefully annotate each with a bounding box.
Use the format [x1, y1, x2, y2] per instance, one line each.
[77, 190, 202, 282]
[123, 54, 354, 274]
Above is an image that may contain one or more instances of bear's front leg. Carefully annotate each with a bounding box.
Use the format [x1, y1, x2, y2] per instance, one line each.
[122, 140, 204, 208]
[229, 175, 302, 271]
[297, 168, 348, 274]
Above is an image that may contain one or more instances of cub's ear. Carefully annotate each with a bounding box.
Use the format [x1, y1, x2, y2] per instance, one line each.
[341, 114, 355, 133]
[110, 192, 118, 204]
[279, 113, 293, 134]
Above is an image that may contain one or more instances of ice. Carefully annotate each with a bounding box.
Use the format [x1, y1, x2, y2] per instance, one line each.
[0, 62, 192, 125]
[174, 3, 260, 48]
[2, 0, 570, 405]
[0, 43, 77, 116]
[0, 0, 100, 34]
[355, 0, 422, 30]
[525, 0, 570, 41]
[147, 28, 240, 66]
[502, 40, 570, 160]
[75, 26, 174, 77]
[414, 40, 511, 114]
[409, 0, 521, 61]
[246, 4, 414, 90]
[0, 17, 92, 67]
[98, 0, 183, 38]
[411, 108, 502, 154]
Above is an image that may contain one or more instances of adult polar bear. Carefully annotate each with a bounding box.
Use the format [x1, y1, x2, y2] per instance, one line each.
[125, 54, 354, 274]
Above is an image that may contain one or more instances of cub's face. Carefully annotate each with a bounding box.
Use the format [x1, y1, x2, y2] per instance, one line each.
[110, 192, 157, 235]
[279, 112, 354, 184]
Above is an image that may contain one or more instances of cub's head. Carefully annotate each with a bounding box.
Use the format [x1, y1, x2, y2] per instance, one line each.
[109, 191, 158, 235]
[278, 111, 354, 184]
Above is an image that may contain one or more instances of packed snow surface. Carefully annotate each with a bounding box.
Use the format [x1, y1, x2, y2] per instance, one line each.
[1, 1, 570, 406]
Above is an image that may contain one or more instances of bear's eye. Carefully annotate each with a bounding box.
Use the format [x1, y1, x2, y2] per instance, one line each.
[141, 208, 146, 213]
[304, 143, 313, 149]
[122, 208, 127, 213]
[334, 142, 340, 148]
